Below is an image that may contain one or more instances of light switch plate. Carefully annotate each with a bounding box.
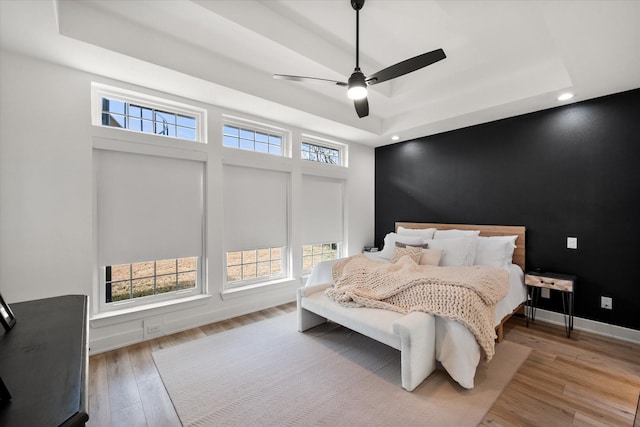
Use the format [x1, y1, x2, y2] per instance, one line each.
[567, 237, 578, 249]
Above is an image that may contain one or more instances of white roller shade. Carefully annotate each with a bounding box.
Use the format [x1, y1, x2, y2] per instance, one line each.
[301, 175, 343, 244]
[223, 165, 289, 252]
[96, 149, 204, 266]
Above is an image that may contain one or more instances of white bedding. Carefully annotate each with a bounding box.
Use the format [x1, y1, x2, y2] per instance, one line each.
[304, 252, 526, 389]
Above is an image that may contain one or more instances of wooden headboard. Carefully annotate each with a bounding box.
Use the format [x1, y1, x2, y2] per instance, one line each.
[395, 222, 526, 270]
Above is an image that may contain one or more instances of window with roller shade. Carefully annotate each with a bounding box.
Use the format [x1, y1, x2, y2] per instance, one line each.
[223, 164, 289, 288]
[95, 148, 205, 311]
[301, 175, 344, 272]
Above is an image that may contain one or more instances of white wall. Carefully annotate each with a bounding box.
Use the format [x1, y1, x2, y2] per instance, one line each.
[0, 49, 375, 353]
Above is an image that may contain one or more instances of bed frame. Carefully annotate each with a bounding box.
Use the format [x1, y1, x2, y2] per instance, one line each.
[297, 222, 527, 390]
[395, 222, 526, 341]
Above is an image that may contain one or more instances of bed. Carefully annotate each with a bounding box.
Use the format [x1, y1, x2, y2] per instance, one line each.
[298, 222, 527, 390]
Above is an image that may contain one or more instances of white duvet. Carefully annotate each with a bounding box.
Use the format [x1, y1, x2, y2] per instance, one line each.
[304, 252, 526, 389]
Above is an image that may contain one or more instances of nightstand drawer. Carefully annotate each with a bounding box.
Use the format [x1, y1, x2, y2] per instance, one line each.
[525, 274, 574, 292]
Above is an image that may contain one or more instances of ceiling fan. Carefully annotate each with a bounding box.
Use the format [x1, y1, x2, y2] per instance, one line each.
[273, 0, 446, 118]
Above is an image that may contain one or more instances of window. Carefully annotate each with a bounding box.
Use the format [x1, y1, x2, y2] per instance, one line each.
[101, 98, 197, 141]
[92, 82, 206, 143]
[226, 247, 284, 284]
[301, 136, 347, 166]
[301, 175, 344, 271]
[95, 146, 205, 311]
[223, 165, 289, 290]
[301, 175, 343, 272]
[302, 243, 341, 272]
[302, 142, 340, 164]
[223, 124, 283, 156]
[106, 257, 198, 303]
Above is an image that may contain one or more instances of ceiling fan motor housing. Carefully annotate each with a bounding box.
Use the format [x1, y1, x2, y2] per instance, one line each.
[347, 69, 368, 99]
[351, 0, 365, 11]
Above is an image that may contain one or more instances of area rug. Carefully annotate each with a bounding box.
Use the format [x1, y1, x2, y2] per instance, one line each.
[152, 312, 530, 427]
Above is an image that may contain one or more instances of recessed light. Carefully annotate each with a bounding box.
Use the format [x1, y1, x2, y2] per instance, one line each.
[558, 93, 574, 101]
[391, 135, 400, 141]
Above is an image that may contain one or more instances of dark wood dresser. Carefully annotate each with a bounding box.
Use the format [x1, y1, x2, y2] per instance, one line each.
[0, 295, 89, 426]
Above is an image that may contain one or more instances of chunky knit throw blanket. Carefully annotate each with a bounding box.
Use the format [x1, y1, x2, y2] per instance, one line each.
[326, 254, 509, 360]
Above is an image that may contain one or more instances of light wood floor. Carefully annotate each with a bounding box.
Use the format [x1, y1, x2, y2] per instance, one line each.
[88, 303, 640, 427]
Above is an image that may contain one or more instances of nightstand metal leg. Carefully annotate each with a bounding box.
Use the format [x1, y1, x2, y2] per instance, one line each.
[526, 285, 539, 327]
[525, 285, 529, 327]
[561, 291, 574, 338]
[569, 292, 574, 331]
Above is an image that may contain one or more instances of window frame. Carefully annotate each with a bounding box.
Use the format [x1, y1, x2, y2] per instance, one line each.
[301, 135, 347, 167]
[302, 242, 342, 274]
[99, 258, 203, 312]
[104, 257, 200, 306]
[222, 116, 289, 158]
[225, 246, 287, 289]
[91, 82, 207, 143]
[221, 163, 291, 292]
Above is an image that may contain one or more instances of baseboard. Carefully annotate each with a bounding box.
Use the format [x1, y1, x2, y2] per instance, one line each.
[90, 330, 143, 355]
[534, 308, 640, 344]
[89, 291, 297, 355]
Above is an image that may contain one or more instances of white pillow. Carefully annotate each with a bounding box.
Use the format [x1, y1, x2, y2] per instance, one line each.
[397, 226, 436, 239]
[378, 232, 425, 260]
[433, 229, 481, 239]
[424, 238, 476, 266]
[474, 236, 517, 268]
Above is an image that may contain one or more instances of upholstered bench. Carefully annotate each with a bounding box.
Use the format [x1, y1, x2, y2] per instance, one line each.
[297, 283, 436, 391]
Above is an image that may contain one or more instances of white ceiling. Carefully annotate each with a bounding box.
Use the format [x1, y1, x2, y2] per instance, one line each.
[1, 0, 639, 147]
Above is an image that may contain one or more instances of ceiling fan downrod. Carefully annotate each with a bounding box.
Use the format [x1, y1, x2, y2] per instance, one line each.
[348, 0, 367, 100]
[352, 0, 364, 69]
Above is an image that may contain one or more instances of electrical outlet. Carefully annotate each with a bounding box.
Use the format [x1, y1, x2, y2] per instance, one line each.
[143, 317, 165, 339]
[541, 288, 551, 299]
[567, 237, 578, 249]
[601, 296, 613, 310]
[146, 325, 162, 334]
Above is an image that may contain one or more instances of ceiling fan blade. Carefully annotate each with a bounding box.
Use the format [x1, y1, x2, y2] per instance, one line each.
[354, 97, 369, 118]
[273, 74, 347, 87]
[365, 48, 446, 86]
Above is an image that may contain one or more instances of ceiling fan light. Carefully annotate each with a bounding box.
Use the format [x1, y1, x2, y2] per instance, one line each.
[347, 85, 368, 100]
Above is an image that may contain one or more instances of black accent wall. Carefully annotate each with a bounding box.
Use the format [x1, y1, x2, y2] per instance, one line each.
[375, 88, 640, 331]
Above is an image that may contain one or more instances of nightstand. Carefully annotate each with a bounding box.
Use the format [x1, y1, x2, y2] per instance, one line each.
[524, 271, 576, 337]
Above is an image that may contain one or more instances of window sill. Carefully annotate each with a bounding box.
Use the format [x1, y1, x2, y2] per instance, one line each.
[90, 294, 212, 328]
[220, 278, 297, 300]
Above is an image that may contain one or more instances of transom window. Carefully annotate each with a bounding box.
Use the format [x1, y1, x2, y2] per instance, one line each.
[91, 82, 206, 143]
[302, 142, 340, 164]
[226, 247, 284, 285]
[105, 257, 198, 304]
[223, 124, 283, 155]
[101, 98, 197, 141]
[302, 243, 341, 272]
